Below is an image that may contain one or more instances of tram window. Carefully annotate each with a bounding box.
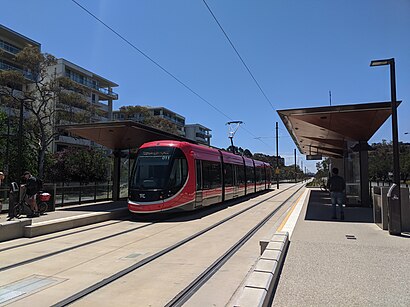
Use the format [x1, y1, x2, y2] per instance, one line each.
[246, 166, 255, 183]
[224, 163, 234, 187]
[256, 168, 262, 183]
[202, 160, 221, 190]
[236, 165, 245, 185]
[168, 156, 188, 189]
[258, 168, 263, 183]
[196, 160, 202, 190]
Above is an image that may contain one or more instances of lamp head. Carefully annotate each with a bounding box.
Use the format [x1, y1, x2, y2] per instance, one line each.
[370, 58, 394, 67]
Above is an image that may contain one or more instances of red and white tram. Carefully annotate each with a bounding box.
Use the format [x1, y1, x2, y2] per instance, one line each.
[128, 140, 271, 213]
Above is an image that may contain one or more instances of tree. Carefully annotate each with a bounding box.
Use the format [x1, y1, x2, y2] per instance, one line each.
[401, 144, 410, 184]
[118, 105, 179, 135]
[47, 147, 109, 183]
[225, 146, 253, 157]
[368, 140, 392, 182]
[0, 46, 94, 178]
[315, 158, 330, 179]
[0, 110, 6, 165]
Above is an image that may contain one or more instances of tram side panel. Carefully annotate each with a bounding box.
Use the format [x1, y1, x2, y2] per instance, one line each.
[191, 145, 223, 207]
[220, 150, 246, 201]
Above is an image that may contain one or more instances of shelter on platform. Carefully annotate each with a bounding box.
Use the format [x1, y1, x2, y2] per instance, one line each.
[278, 101, 399, 206]
[60, 120, 196, 200]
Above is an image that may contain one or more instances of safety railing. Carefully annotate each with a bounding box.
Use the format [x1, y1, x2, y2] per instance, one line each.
[0, 181, 113, 213]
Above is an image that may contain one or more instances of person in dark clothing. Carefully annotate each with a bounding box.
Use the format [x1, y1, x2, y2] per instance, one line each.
[327, 167, 346, 220]
[0, 171, 4, 216]
[23, 171, 39, 216]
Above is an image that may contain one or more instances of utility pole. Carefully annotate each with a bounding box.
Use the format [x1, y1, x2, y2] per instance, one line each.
[329, 90, 332, 106]
[276, 122, 279, 189]
[294, 149, 297, 183]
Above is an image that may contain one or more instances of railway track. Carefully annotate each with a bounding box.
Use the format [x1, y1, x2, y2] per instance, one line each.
[0, 183, 303, 306]
[50, 184, 304, 307]
[165, 183, 304, 306]
[0, 186, 294, 274]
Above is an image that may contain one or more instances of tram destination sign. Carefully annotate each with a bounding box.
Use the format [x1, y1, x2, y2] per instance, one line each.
[306, 154, 322, 160]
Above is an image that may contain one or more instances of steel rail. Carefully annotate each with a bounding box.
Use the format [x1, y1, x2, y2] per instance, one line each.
[52, 184, 298, 307]
[165, 184, 305, 306]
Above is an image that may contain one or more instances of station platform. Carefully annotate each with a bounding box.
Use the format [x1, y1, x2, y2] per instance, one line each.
[272, 188, 410, 306]
[2, 188, 410, 306]
[0, 200, 128, 242]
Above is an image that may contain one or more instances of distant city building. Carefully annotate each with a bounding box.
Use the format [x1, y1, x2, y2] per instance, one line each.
[185, 124, 212, 145]
[113, 106, 213, 144]
[48, 58, 118, 151]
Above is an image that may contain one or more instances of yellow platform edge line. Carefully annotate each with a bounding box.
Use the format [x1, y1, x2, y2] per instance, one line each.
[277, 192, 304, 232]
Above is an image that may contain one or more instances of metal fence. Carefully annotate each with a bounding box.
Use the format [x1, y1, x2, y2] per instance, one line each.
[0, 181, 113, 212]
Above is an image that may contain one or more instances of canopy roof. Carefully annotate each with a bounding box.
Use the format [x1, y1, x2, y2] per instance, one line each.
[59, 120, 191, 150]
[277, 101, 399, 158]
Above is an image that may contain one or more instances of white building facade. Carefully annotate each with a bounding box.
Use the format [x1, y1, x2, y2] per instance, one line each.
[185, 124, 212, 145]
[48, 59, 118, 151]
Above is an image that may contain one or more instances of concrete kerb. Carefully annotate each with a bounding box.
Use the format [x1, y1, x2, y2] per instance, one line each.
[233, 231, 289, 307]
[23, 207, 129, 238]
[0, 218, 32, 242]
[0, 207, 129, 242]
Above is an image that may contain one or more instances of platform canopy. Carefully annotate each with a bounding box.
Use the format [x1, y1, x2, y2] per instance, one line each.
[277, 101, 399, 158]
[59, 120, 191, 150]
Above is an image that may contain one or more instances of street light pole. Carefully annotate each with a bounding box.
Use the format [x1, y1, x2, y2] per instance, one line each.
[370, 58, 401, 235]
[17, 97, 24, 178]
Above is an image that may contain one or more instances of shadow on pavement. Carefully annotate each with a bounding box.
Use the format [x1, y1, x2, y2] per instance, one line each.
[59, 201, 127, 212]
[305, 189, 374, 223]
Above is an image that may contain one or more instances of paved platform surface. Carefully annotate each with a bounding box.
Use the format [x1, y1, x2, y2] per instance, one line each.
[272, 188, 410, 307]
[0, 200, 128, 223]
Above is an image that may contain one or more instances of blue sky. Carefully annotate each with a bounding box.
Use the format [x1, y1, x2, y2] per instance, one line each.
[2, 0, 410, 172]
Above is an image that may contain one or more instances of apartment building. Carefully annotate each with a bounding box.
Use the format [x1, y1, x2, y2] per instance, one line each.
[0, 24, 41, 81]
[113, 106, 186, 137]
[113, 106, 212, 144]
[0, 24, 119, 152]
[48, 58, 118, 151]
[147, 107, 186, 136]
[185, 124, 212, 145]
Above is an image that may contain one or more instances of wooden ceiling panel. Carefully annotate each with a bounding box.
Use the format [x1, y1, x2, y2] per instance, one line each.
[278, 102, 397, 158]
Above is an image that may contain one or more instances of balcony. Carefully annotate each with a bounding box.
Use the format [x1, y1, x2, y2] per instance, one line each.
[65, 72, 118, 100]
[0, 39, 21, 55]
[0, 61, 36, 81]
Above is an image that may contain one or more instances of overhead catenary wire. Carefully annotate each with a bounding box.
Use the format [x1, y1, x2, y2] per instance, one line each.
[70, 0, 274, 151]
[202, 0, 276, 112]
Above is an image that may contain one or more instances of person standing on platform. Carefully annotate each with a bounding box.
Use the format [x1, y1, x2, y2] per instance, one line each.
[22, 171, 40, 217]
[327, 167, 346, 220]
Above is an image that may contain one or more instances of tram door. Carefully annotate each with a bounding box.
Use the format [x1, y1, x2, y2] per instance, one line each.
[195, 160, 203, 208]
